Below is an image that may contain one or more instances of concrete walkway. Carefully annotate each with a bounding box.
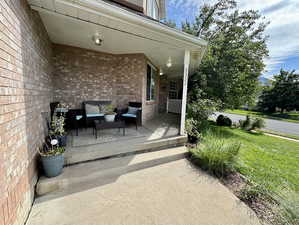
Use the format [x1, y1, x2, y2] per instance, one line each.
[27, 159, 260, 225]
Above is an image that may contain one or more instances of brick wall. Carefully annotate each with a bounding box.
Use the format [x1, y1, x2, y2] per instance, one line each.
[52, 44, 156, 115]
[0, 1, 53, 225]
[142, 77, 160, 123]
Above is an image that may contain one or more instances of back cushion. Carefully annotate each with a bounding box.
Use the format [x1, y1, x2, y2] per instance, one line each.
[85, 104, 100, 114]
[127, 106, 140, 115]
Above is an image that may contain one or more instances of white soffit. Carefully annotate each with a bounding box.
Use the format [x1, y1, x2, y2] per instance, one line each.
[28, 0, 207, 76]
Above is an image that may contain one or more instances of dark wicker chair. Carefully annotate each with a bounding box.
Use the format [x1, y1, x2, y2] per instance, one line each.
[66, 109, 84, 135]
[82, 101, 112, 127]
[120, 102, 142, 130]
[50, 102, 60, 118]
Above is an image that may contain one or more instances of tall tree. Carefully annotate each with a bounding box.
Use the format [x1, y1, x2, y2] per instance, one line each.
[184, 0, 269, 108]
[258, 69, 299, 113]
[164, 20, 177, 28]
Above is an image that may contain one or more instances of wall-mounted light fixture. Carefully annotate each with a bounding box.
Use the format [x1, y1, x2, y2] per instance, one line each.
[166, 57, 172, 68]
[92, 33, 103, 46]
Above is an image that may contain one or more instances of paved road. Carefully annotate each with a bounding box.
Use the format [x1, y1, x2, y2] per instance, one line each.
[211, 112, 299, 136]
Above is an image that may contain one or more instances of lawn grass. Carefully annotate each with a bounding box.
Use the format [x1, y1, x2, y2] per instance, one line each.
[191, 126, 299, 224]
[260, 129, 299, 141]
[200, 126, 299, 193]
[225, 109, 299, 124]
[231, 129, 299, 193]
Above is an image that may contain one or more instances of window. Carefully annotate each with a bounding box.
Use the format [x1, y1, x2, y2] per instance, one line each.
[169, 91, 177, 99]
[169, 81, 177, 91]
[169, 81, 177, 99]
[146, 64, 157, 101]
[147, 0, 159, 20]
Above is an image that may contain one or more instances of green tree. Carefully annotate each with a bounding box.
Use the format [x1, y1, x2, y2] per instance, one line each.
[164, 20, 177, 28]
[184, 0, 269, 109]
[258, 69, 299, 113]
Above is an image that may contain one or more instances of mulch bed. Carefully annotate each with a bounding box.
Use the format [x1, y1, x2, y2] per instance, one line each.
[186, 139, 280, 225]
[220, 172, 278, 225]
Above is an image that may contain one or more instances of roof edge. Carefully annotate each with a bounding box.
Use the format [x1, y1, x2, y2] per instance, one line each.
[64, 0, 208, 48]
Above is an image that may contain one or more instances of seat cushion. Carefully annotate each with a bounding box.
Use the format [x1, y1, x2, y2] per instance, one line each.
[122, 113, 137, 118]
[76, 115, 83, 120]
[86, 113, 104, 118]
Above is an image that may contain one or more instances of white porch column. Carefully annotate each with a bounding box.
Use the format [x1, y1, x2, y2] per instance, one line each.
[180, 50, 190, 135]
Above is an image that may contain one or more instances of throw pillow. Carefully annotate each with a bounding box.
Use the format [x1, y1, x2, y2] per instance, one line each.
[85, 104, 100, 115]
[99, 105, 108, 114]
[127, 106, 140, 115]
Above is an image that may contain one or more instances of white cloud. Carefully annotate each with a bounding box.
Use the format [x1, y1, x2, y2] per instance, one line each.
[238, 0, 299, 75]
[168, 0, 299, 76]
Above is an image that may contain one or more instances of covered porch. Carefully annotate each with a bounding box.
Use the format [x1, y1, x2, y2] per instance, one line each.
[28, 0, 207, 165]
[65, 113, 185, 165]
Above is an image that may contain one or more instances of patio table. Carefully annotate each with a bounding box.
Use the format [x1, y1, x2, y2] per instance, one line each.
[93, 120, 126, 139]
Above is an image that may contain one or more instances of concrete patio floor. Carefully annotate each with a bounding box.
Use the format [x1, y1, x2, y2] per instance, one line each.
[27, 159, 260, 225]
[64, 113, 183, 165]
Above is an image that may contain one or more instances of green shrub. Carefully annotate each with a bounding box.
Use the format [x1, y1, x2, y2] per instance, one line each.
[251, 117, 266, 130]
[239, 115, 265, 131]
[216, 114, 225, 125]
[186, 96, 220, 142]
[216, 115, 232, 127]
[190, 131, 241, 177]
[239, 115, 252, 130]
[185, 118, 202, 143]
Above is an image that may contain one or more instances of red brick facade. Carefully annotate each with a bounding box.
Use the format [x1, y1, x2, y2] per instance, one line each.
[52, 44, 160, 123]
[0, 1, 53, 225]
[52, 44, 145, 109]
[0, 2, 162, 225]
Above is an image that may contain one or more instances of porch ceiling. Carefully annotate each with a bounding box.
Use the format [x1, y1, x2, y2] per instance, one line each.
[28, 0, 207, 77]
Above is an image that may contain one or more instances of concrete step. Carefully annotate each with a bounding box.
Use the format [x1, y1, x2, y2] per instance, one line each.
[64, 135, 187, 166]
[36, 146, 188, 196]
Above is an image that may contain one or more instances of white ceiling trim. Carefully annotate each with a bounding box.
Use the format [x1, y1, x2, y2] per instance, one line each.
[28, 0, 207, 76]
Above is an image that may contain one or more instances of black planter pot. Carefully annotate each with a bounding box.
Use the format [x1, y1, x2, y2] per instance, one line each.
[188, 134, 198, 144]
[56, 135, 67, 147]
[41, 154, 64, 178]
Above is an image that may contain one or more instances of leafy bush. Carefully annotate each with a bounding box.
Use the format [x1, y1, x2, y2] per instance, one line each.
[216, 114, 232, 127]
[216, 114, 225, 125]
[239, 115, 265, 131]
[251, 117, 266, 130]
[185, 118, 202, 143]
[239, 115, 252, 130]
[190, 131, 241, 177]
[186, 93, 220, 142]
[224, 117, 233, 127]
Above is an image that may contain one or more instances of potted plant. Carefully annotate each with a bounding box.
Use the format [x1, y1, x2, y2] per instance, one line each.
[104, 104, 116, 122]
[50, 112, 67, 146]
[39, 137, 65, 178]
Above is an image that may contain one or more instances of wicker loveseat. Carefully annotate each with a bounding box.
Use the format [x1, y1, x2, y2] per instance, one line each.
[82, 101, 112, 127]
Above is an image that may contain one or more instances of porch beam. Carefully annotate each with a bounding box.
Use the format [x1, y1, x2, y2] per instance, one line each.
[180, 50, 190, 135]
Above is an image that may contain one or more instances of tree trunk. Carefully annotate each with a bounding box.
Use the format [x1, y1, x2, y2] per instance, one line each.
[280, 108, 284, 114]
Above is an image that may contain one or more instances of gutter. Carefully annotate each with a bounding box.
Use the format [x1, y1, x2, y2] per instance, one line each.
[59, 0, 208, 48]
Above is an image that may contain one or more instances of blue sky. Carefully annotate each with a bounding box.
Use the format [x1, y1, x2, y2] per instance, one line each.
[166, 0, 299, 78]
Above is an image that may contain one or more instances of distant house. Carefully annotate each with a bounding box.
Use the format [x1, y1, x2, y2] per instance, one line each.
[0, 1, 207, 225]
